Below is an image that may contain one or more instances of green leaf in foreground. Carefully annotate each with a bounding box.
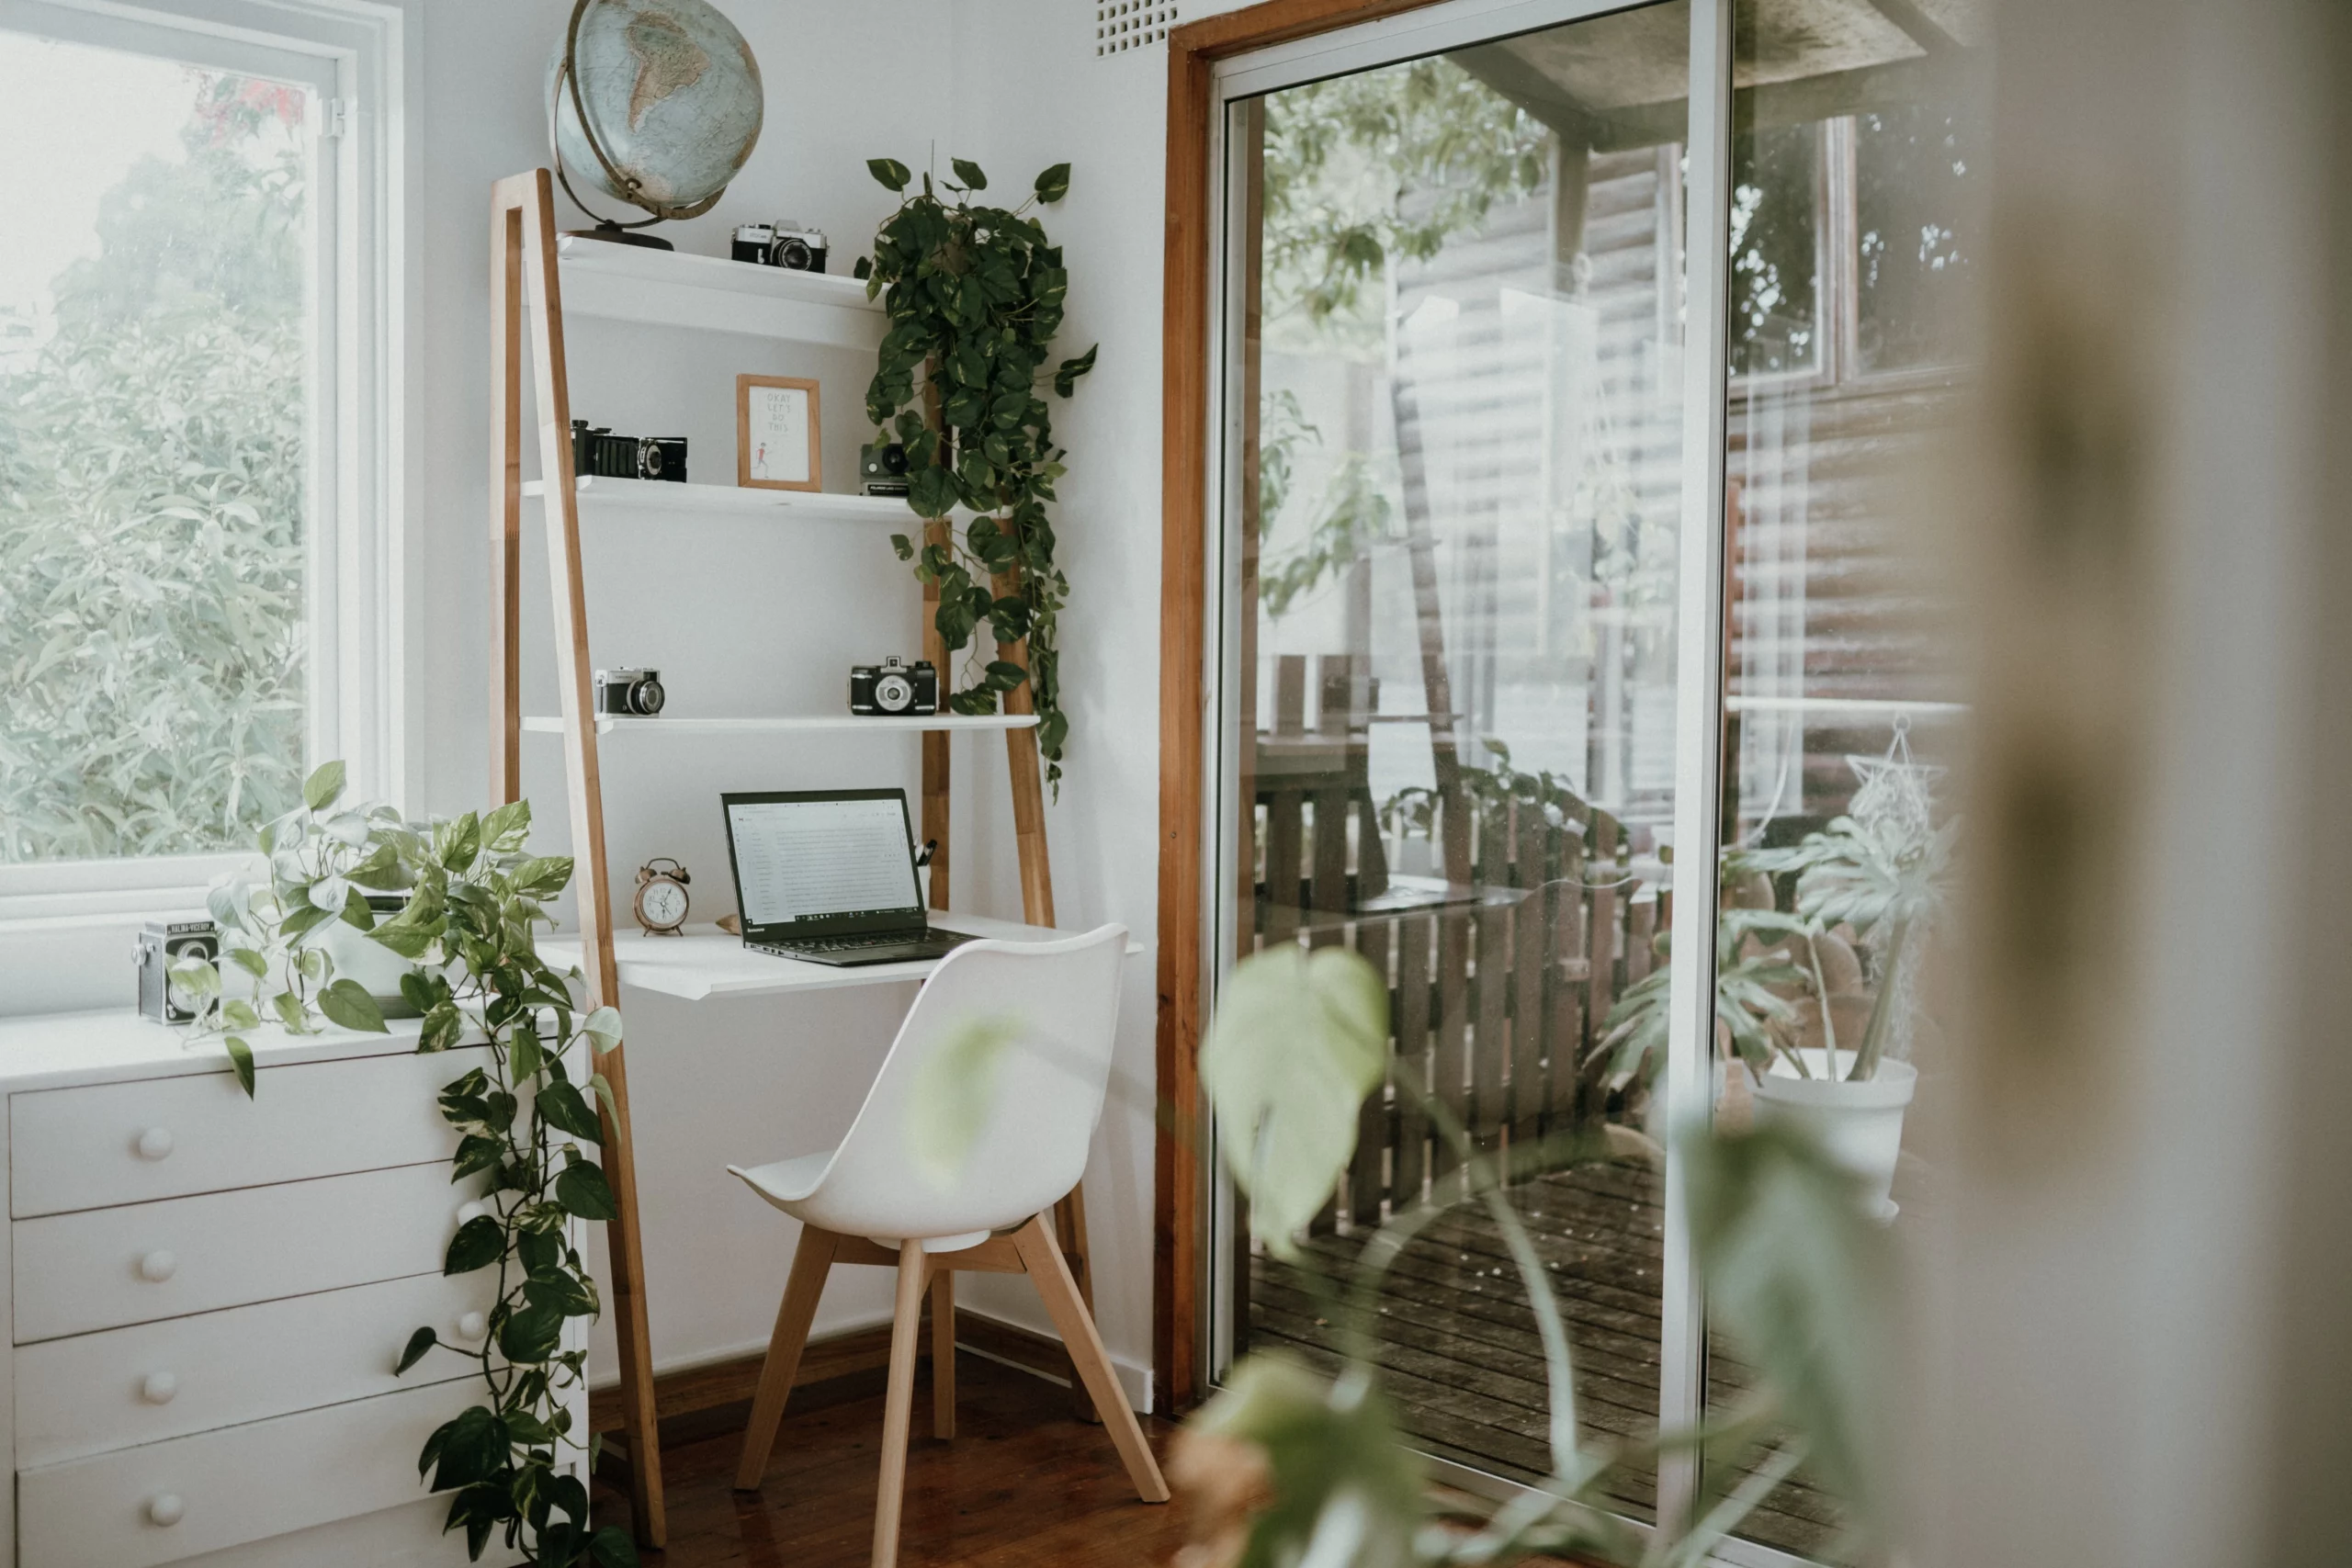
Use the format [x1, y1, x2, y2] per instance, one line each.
[554, 1159, 619, 1221]
[1034, 161, 1070, 203]
[317, 977, 389, 1034]
[302, 758, 345, 811]
[909, 1010, 1025, 1186]
[1681, 1120, 1895, 1545]
[394, 1325, 438, 1375]
[1199, 945, 1387, 1258]
[223, 1036, 256, 1098]
[443, 1214, 505, 1275]
[868, 156, 910, 191]
[1178, 1354, 1422, 1568]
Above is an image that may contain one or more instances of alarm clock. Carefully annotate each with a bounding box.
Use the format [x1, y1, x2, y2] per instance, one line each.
[632, 858, 691, 936]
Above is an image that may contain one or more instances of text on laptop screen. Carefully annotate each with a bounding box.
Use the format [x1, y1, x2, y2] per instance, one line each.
[727, 796, 919, 926]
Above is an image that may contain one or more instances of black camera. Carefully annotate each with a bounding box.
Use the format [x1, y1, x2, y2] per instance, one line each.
[594, 667, 666, 716]
[571, 421, 688, 483]
[730, 220, 829, 274]
[849, 656, 937, 716]
[136, 918, 219, 1024]
[860, 442, 910, 497]
[770, 222, 829, 273]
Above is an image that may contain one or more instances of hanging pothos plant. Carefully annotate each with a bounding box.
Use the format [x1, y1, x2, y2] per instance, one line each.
[855, 154, 1097, 790]
[175, 761, 638, 1568]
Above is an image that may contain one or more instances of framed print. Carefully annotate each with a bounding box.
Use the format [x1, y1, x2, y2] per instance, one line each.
[738, 375, 821, 491]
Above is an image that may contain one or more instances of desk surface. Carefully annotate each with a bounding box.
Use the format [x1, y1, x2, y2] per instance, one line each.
[539, 915, 1140, 1003]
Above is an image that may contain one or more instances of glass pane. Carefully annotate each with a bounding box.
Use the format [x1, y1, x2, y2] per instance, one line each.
[1731, 121, 1821, 377]
[1224, 1, 1690, 1525]
[0, 31, 315, 863]
[1709, 5, 1990, 1560]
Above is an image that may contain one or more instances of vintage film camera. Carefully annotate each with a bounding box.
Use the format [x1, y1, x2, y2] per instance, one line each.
[729, 220, 829, 274]
[570, 420, 688, 483]
[848, 656, 938, 716]
[136, 918, 220, 1024]
[859, 442, 910, 497]
[594, 667, 667, 716]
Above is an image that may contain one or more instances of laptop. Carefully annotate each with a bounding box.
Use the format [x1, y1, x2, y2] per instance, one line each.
[719, 788, 976, 966]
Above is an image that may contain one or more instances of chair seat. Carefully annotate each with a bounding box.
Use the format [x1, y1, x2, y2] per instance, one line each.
[729, 1152, 833, 1210]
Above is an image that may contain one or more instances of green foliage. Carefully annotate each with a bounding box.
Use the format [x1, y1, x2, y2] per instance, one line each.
[1380, 738, 1599, 842]
[185, 764, 635, 1568]
[0, 75, 310, 862]
[1187, 945, 1894, 1567]
[1261, 57, 1548, 353]
[858, 154, 1095, 789]
[1199, 945, 1389, 1257]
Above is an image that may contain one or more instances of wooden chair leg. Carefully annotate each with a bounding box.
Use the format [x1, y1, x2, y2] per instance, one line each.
[733, 1224, 840, 1491]
[930, 1266, 956, 1439]
[1011, 1215, 1170, 1504]
[873, 1240, 930, 1568]
[1054, 1184, 1102, 1424]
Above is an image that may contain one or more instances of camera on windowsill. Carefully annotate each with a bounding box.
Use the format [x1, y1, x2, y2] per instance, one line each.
[594, 667, 666, 717]
[729, 220, 829, 274]
[849, 656, 937, 716]
[859, 442, 910, 497]
[571, 421, 687, 483]
[136, 919, 220, 1024]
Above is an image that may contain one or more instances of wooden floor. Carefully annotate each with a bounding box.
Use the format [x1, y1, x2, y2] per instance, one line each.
[594, 1352, 1188, 1567]
[1247, 1159, 1845, 1562]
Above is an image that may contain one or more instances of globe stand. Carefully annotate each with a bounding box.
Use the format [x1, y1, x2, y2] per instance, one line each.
[564, 220, 673, 251]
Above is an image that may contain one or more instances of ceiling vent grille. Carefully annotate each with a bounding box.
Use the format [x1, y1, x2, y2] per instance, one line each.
[1096, 2, 1177, 56]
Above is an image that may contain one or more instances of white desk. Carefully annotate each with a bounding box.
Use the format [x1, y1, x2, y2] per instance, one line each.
[539, 916, 1142, 1004]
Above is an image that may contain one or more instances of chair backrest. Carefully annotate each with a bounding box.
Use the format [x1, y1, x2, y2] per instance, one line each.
[788, 925, 1126, 1242]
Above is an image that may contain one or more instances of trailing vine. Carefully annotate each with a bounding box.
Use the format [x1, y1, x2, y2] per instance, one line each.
[855, 154, 1096, 790]
[175, 761, 638, 1567]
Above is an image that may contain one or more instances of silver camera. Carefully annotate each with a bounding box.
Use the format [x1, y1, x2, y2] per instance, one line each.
[769, 221, 829, 273]
[594, 667, 666, 716]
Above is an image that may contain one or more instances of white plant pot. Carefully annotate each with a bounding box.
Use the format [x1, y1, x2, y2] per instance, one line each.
[319, 901, 422, 1019]
[1747, 1049, 1917, 1221]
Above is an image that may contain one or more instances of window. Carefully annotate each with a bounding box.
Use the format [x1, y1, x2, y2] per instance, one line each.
[0, 0, 402, 914]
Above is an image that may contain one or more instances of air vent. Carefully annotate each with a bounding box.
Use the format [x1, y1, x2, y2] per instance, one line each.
[1096, 2, 1177, 56]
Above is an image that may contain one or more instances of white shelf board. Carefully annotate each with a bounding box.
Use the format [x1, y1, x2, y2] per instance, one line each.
[523, 476, 920, 525]
[556, 236, 883, 350]
[521, 714, 1036, 737]
[540, 918, 1142, 1003]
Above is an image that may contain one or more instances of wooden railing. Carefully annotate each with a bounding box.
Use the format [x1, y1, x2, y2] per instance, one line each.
[1246, 653, 1659, 1229]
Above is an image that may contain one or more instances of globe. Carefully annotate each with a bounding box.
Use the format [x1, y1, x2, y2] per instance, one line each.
[548, 0, 763, 223]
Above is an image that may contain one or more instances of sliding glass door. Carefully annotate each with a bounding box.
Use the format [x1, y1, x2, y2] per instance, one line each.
[1203, 1, 1985, 1562]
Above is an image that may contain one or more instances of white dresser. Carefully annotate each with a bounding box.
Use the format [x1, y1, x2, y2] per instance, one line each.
[0, 1010, 584, 1567]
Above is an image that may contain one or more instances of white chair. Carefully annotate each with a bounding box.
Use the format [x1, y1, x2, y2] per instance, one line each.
[725, 924, 1169, 1566]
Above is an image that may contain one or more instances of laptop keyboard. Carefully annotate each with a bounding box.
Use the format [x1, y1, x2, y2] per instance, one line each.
[752, 933, 924, 958]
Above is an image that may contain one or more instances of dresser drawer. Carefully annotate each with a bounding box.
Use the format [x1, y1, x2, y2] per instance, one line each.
[17, 1270, 502, 1467]
[10, 1046, 490, 1218]
[164, 1494, 521, 1568]
[16, 1379, 541, 1568]
[14, 1162, 476, 1343]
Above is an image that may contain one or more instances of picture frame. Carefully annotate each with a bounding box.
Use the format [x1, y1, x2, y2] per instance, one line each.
[737, 374, 821, 491]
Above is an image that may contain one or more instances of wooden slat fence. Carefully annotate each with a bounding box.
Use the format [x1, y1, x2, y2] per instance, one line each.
[1248, 652, 1655, 1231]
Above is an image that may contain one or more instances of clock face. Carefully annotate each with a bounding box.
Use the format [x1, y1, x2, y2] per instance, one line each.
[639, 879, 688, 930]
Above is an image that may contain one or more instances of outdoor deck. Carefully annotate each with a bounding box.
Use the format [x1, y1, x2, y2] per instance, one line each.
[1247, 1159, 1844, 1562]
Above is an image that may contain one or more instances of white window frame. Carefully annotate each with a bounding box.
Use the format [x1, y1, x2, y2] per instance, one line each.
[0, 0, 416, 930]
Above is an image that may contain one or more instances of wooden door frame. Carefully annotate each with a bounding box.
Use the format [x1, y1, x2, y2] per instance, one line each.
[1154, 0, 1453, 1416]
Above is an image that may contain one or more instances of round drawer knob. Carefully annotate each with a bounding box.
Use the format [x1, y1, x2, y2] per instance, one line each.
[141, 1371, 178, 1405]
[146, 1494, 184, 1528]
[138, 1250, 177, 1283]
[135, 1127, 175, 1161]
[456, 1311, 487, 1341]
[455, 1201, 487, 1226]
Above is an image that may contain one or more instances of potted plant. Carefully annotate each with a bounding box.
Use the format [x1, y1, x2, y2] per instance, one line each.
[1597, 807, 1954, 1220]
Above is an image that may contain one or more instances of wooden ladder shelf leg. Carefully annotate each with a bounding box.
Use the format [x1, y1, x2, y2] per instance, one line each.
[491, 168, 665, 1550]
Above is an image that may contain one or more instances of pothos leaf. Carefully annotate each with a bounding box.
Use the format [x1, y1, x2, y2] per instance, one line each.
[223, 1036, 256, 1098]
[302, 758, 345, 812]
[950, 156, 988, 190]
[394, 1325, 438, 1375]
[554, 1159, 619, 1221]
[1034, 162, 1071, 203]
[868, 156, 911, 191]
[1199, 945, 1388, 1258]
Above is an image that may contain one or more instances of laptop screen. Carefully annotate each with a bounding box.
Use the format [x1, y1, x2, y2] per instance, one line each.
[722, 791, 922, 934]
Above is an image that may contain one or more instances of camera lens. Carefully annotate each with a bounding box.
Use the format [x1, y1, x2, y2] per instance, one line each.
[874, 673, 912, 712]
[633, 678, 665, 716]
[882, 445, 909, 476]
[775, 237, 812, 269]
[637, 443, 665, 480]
